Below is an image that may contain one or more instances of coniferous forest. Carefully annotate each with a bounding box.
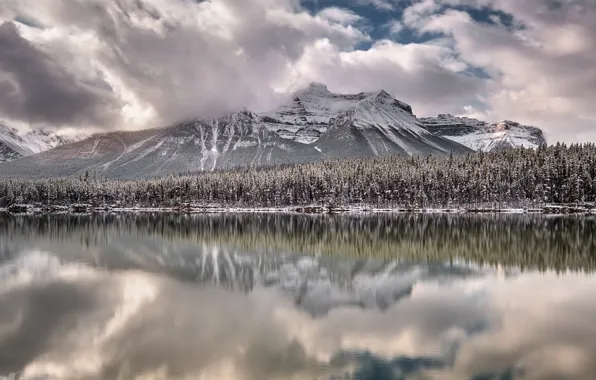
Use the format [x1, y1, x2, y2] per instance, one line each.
[1, 143, 596, 210]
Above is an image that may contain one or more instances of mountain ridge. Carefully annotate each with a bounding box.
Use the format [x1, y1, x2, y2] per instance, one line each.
[419, 114, 546, 151]
[0, 84, 544, 179]
[0, 123, 84, 162]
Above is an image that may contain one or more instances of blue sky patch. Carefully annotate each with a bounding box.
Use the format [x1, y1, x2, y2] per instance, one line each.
[14, 16, 45, 29]
[300, 0, 501, 82]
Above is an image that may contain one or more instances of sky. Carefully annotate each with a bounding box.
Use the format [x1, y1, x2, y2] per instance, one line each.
[0, 0, 595, 143]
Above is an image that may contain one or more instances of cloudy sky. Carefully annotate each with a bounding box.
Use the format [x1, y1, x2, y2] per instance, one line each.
[0, 0, 595, 143]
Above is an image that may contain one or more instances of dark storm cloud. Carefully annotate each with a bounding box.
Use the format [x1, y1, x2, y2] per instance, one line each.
[0, 22, 121, 128]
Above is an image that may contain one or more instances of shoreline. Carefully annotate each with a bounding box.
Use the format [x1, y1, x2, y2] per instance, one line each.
[1, 204, 596, 215]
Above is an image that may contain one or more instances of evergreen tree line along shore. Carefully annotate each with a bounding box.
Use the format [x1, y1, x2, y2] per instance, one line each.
[1, 143, 596, 211]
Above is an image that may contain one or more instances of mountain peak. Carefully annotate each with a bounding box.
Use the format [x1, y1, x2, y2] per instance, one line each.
[493, 120, 515, 131]
[296, 82, 330, 96]
[306, 82, 329, 91]
[366, 90, 413, 115]
[375, 89, 392, 99]
[493, 120, 521, 129]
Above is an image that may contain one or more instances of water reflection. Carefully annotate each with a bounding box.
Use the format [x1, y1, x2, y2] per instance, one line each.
[1, 213, 595, 271]
[0, 213, 595, 379]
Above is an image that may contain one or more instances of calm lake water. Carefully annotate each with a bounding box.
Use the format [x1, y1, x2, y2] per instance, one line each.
[1, 213, 596, 380]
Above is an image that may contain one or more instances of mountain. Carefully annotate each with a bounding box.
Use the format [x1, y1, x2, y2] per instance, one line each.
[0, 111, 323, 179]
[419, 114, 546, 152]
[0, 123, 82, 162]
[0, 84, 471, 179]
[262, 83, 470, 158]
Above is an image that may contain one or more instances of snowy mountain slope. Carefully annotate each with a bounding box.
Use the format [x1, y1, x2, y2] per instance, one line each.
[260, 83, 469, 158]
[420, 114, 546, 152]
[0, 84, 472, 179]
[0, 123, 83, 162]
[259, 83, 412, 143]
[0, 111, 324, 179]
[0, 144, 20, 163]
[314, 90, 471, 158]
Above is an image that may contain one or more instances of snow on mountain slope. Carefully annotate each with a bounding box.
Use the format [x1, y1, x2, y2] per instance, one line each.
[262, 83, 423, 143]
[0, 84, 471, 179]
[0, 111, 324, 179]
[261, 83, 471, 158]
[420, 114, 546, 152]
[0, 123, 84, 162]
[0, 124, 34, 162]
[0, 143, 20, 163]
[315, 90, 471, 158]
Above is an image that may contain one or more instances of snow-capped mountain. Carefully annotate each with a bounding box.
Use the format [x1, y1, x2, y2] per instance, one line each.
[0, 111, 324, 179]
[419, 114, 546, 152]
[260, 83, 415, 144]
[0, 84, 471, 179]
[0, 123, 83, 162]
[0, 85, 548, 177]
[263, 83, 469, 158]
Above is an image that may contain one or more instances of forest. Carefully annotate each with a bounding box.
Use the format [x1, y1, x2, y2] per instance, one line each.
[0, 143, 595, 209]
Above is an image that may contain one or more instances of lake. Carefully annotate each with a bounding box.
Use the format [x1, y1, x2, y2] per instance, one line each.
[1, 213, 596, 380]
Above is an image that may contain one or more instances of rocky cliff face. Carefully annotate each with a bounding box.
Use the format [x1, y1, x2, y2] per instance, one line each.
[419, 114, 546, 152]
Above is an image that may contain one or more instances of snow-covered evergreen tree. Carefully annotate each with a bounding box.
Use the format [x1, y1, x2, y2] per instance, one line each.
[2, 144, 596, 209]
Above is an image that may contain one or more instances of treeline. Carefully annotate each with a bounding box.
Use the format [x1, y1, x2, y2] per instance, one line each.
[1, 143, 596, 208]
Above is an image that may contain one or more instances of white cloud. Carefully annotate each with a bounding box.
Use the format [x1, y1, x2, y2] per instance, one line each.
[1, 0, 595, 144]
[0, 0, 487, 134]
[318, 7, 362, 25]
[402, 0, 442, 29]
[353, 0, 399, 11]
[0, 0, 370, 130]
[403, 0, 596, 143]
[385, 19, 404, 37]
[283, 37, 485, 117]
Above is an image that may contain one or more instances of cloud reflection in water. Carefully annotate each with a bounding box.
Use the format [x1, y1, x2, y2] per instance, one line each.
[0, 249, 593, 380]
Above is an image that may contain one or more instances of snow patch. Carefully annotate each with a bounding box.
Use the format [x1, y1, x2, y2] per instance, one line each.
[0, 123, 85, 160]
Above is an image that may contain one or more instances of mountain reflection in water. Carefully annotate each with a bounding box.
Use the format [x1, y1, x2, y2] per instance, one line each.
[0, 213, 595, 380]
